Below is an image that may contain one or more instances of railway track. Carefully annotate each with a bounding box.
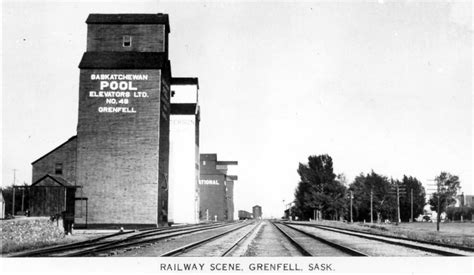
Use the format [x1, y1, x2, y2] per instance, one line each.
[271, 222, 367, 256]
[10, 222, 236, 257]
[11, 219, 470, 257]
[221, 220, 261, 256]
[283, 222, 473, 256]
[161, 220, 259, 257]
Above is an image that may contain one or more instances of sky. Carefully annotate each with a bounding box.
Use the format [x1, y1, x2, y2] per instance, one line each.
[2, 0, 472, 218]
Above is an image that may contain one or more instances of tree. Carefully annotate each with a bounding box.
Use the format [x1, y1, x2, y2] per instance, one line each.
[428, 172, 460, 229]
[336, 173, 348, 186]
[446, 206, 474, 221]
[1, 183, 30, 216]
[324, 176, 348, 220]
[293, 181, 313, 220]
[398, 175, 426, 222]
[293, 154, 347, 220]
[349, 171, 394, 222]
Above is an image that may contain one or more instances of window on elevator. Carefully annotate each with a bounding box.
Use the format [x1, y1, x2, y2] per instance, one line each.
[123, 35, 132, 47]
[55, 163, 63, 175]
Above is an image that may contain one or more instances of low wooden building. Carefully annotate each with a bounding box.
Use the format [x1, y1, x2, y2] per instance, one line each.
[29, 174, 78, 218]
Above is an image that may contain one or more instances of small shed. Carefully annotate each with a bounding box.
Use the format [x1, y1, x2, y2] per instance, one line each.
[29, 174, 78, 217]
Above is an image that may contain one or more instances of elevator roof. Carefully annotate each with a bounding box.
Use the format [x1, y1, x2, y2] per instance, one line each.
[86, 13, 170, 32]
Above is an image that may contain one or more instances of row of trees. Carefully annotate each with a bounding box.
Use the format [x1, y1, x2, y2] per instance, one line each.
[291, 154, 461, 223]
[349, 173, 425, 222]
[1, 184, 30, 216]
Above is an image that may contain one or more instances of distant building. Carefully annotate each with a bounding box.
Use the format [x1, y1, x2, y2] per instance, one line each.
[465, 195, 474, 207]
[199, 154, 238, 221]
[455, 193, 474, 207]
[252, 205, 262, 219]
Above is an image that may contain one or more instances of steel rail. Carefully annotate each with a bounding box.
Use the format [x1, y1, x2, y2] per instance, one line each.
[11, 223, 220, 257]
[160, 222, 254, 257]
[276, 222, 368, 256]
[116, 223, 226, 240]
[67, 223, 236, 257]
[12, 223, 230, 257]
[136, 222, 221, 232]
[271, 222, 312, 256]
[316, 223, 474, 253]
[221, 221, 260, 257]
[286, 222, 466, 256]
[10, 230, 134, 257]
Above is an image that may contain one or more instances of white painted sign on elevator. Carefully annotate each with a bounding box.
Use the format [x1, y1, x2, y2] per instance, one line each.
[88, 73, 151, 113]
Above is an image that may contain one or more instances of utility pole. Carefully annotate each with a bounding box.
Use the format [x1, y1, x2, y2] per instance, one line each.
[289, 203, 292, 221]
[426, 178, 439, 230]
[370, 188, 373, 224]
[282, 199, 285, 219]
[12, 187, 16, 216]
[319, 183, 324, 221]
[350, 190, 353, 223]
[396, 183, 400, 225]
[12, 169, 17, 216]
[437, 181, 440, 232]
[21, 184, 25, 212]
[410, 188, 413, 223]
[282, 199, 285, 210]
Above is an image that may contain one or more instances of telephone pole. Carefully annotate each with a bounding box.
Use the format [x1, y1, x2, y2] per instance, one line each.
[410, 188, 413, 223]
[21, 182, 26, 213]
[350, 190, 353, 223]
[426, 178, 441, 231]
[12, 169, 17, 216]
[396, 183, 400, 225]
[370, 188, 373, 224]
[437, 181, 440, 231]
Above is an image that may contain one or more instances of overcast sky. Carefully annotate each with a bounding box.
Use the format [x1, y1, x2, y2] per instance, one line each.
[2, 0, 472, 218]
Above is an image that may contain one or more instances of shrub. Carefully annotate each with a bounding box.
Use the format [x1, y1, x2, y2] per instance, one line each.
[446, 206, 474, 221]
